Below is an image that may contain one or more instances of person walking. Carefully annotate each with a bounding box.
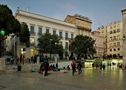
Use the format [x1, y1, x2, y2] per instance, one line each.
[39, 62, 44, 74]
[77, 62, 82, 74]
[71, 58, 76, 76]
[43, 56, 49, 76]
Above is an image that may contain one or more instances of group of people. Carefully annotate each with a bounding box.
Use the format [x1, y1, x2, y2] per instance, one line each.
[92, 63, 106, 70]
[38, 57, 83, 76]
[71, 58, 82, 76]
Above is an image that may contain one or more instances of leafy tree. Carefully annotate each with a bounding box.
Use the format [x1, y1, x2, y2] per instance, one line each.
[19, 22, 30, 47]
[0, 4, 21, 56]
[38, 33, 63, 58]
[69, 35, 96, 59]
[0, 4, 20, 36]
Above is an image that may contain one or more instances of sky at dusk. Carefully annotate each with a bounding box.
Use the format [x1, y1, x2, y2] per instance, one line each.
[0, 0, 126, 30]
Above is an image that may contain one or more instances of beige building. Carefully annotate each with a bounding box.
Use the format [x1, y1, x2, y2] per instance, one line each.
[91, 31, 104, 58]
[107, 21, 123, 57]
[121, 8, 126, 64]
[64, 14, 92, 36]
[15, 9, 76, 58]
[15, 9, 92, 58]
[97, 26, 107, 57]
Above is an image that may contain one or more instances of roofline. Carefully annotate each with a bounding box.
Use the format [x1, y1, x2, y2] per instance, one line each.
[15, 9, 76, 28]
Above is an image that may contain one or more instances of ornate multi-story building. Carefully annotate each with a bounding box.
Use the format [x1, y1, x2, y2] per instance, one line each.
[64, 14, 92, 36]
[97, 21, 123, 58]
[107, 21, 123, 58]
[15, 9, 92, 58]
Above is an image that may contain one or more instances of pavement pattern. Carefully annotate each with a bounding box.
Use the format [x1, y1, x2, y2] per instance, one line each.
[0, 67, 126, 90]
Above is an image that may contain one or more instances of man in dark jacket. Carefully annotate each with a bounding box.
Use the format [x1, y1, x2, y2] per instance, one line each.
[44, 56, 49, 76]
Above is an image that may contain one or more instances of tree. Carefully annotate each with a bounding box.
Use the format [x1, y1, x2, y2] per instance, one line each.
[0, 5, 20, 36]
[0, 4, 21, 57]
[19, 22, 30, 47]
[38, 33, 63, 58]
[69, 35, 96, 59]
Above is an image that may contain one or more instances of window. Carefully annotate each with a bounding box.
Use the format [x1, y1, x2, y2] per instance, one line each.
[113, 36, 116, 40]
[65, 32, 68, 40]
[110, 49, 112, 52]
[118, 48, 120, 51]
[114, 48, 116, 51]
[53, 30, 56, 35]
[113, 30, 116, 33]
[38, 27, 42, 35]
[71, 33, 73, 39]
[117, 29, 120, 32]
[30, 25, 35, 34]
[117, 42, 120, 46]
[110, 37, 112, 40]
[59, 31, 62, 38]
[46, 27, 50, 33]
[110, 31, 112, 34]
[113, 43, 116, 46]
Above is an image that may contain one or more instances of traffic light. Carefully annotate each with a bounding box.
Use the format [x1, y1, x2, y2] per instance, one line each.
[0, 28, 5, 36]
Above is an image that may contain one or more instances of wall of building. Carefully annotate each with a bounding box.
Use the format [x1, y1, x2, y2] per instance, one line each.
[122, 8, 126, 64]
[15, 10, 76, 58]
[91, 31, 104, 58]
[107, 21, 123, 57]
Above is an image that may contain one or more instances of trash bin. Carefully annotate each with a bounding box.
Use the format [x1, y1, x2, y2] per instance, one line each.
[17, 64, 21, 71]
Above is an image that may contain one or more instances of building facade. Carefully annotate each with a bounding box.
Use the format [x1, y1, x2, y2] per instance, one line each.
[15, 9, 76, 58]
[91, 31, 104, 58]
[64, 14, 92, 36]
[121, 8, 126, 64]
[106, 21, 123, 58]
[97, 26, 107, 57]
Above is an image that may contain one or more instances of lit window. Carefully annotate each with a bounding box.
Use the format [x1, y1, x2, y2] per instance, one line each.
[30, 37, 35, 45]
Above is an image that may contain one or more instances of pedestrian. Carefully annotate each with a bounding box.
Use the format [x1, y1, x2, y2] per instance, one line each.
[77, 62, 82, 74]
[71, 57, 76, 76]
[39, 62, 44, 74]
[34, 54, 37, 64]
[102, 64, 106, 70]
[43, 56, 49, 76]
[56, 63, 58, 71]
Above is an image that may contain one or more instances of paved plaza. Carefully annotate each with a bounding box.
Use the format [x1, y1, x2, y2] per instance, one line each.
[0, 67, 126, 90]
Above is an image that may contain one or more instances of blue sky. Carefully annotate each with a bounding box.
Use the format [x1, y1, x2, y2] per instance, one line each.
[0, 0, 126, 30]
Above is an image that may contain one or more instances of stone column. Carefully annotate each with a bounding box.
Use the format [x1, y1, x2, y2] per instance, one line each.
[121, 8, 126, 65]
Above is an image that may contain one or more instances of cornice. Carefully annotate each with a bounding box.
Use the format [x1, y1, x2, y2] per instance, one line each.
[15, 10, 76, 28]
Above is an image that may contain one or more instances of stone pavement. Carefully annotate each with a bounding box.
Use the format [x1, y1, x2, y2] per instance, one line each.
[0, 68, 126, 90]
